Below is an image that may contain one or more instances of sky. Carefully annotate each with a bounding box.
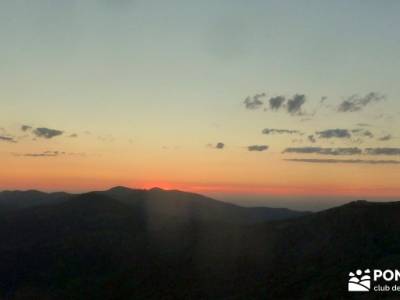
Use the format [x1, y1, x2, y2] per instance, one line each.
[1, 0, 400, 210]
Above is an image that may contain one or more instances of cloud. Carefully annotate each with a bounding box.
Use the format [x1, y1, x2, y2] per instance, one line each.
[338, 92, 385, 112]
[351, 129, 374, 138]
[378, 135, 392, 141]
[287, 94, 306, 115]
[308, 135, 316, 143]
[33, 127, 64, 139]
[356, 123, 371, 127]
[13, 151, 85, 157]
[215, 142, 225, 149]
[284, 158, 400, 164]
[248, 145, 269, 152]
[291, 138, 303, 144]
[68, 133, 78, 138]
[207, 142, 225, 149]
[268, 96, 286, 111]
[283, 147, 362, 156]
[244, 93, 265, 109]
[316, 129, 351, 139]
[21, 125, 32, 132]
[0, 135, 17, 143]
[14, 151, 64, 157]
[262, 128, 303, 135]
[284, 147, 400, 156]
[365, 148, 400, 155]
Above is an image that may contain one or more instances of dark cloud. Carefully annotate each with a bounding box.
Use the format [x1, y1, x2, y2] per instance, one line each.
[262, 128, 302, 135]
[338, 92, 385, 112]
[21, 125, 32, 132]
[287, 94, 306, 115]
[68, 133, 78, 138]
[248, 145, 269, 152]
[316, 129, 351, 139]
[378, 135, 392, 141]
[0, 135, 17, 143]
[320, 96, 328, 103]
[215, 142, 225, 149]
[284, 158, 400, 164]
[308, 135, 316, 143]
[365, 148, 400, 155]
[33, 127, 64, 139]
[268, 96, 286, 111]
[244, 93, 265, 109]
[283, 147, 362, 156]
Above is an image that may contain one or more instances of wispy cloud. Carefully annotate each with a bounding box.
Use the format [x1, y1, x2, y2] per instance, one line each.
[365, 148, 400, 155]
[262, 128, 303, 135]
[21, 125, 32, 132]
[356, 123, 371, 127]
[316, 129, 351, 139]
[283, 147, 400, 156]
[283, 147, 362, 156]
[338, 92, 385, 112]
[284, 158, 400, 164]
[351, 129, 374, 138]
[244, 93, 266, 109]
[13, 151, 86, 157]
[248, 145, 269, 152]
[14, 151, 64, 157]
[378, 135, 392, 141]
[206, 142, 225, 149]
[0, 135, 17, 143]
[308, 135, 316, 143]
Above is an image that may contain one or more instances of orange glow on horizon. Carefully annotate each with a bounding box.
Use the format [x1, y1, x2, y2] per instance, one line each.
[2, 178, 400, 199]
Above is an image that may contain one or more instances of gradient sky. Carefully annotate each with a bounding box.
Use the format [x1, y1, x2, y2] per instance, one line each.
[1, 1, 400, 209]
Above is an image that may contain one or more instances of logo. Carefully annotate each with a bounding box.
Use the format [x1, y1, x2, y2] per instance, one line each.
[348, 269, 371, 292]
[348, 269, 400, 293]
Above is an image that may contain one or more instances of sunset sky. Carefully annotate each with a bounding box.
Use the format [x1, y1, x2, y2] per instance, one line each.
[1, 1, 400, 209]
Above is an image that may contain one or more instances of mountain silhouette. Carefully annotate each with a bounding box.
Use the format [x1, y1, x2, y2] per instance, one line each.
[0, 187, 309, 223]
[0, 188, 398, 299]
[0, 190, 69, 214]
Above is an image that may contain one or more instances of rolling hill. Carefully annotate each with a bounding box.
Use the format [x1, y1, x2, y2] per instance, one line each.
[0, 188, 398, 299]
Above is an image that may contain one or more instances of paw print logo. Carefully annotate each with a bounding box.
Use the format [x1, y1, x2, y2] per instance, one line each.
[348, 269, 371, 292]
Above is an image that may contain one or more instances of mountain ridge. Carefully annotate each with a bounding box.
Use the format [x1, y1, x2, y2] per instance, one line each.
[0, 186, 311, 223]
[0, 189, 400, 299]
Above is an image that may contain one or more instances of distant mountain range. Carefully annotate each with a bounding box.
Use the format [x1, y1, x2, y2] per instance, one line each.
[0, 187, 398, 299]
[0, 186, 310, 223]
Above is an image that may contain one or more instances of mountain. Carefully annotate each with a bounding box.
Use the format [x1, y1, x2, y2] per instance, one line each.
[0, 190, 69, 213]
[102, 186, 310, 223]
[0, 189, 399, 299]
[0, 186, 309, 223]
